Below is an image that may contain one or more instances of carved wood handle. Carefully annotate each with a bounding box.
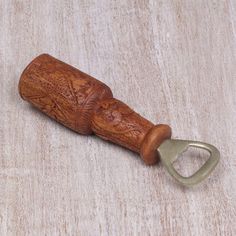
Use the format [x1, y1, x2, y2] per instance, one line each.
[19, 54, 171, 165]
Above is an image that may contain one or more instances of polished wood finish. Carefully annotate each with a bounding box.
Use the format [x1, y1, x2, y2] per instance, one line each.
[19, 54, 113, 134]
[19, 54, 171, 164]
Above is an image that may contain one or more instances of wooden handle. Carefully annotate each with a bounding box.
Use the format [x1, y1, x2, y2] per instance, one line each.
[19, 54, 171, 164]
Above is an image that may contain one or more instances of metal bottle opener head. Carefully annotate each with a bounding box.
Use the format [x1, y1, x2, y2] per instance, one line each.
[158, 139, 220, 187]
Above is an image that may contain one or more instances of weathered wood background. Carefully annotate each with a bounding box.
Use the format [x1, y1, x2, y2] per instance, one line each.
[1, 0, 236, 235]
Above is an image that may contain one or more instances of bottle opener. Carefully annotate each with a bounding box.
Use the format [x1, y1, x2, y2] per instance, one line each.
[18, 54, 220, 186]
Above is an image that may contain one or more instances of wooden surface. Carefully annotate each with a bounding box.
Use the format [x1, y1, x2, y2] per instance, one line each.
[0, 0, 236, 235]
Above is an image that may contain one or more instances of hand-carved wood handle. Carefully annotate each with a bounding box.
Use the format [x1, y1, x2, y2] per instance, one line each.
[19, 54, 171, 165]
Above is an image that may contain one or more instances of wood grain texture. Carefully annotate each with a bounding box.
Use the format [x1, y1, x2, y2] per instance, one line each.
[19, 54, 171, 165]
[19, 54, 113, 134]
[0, 0, 236, 235]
